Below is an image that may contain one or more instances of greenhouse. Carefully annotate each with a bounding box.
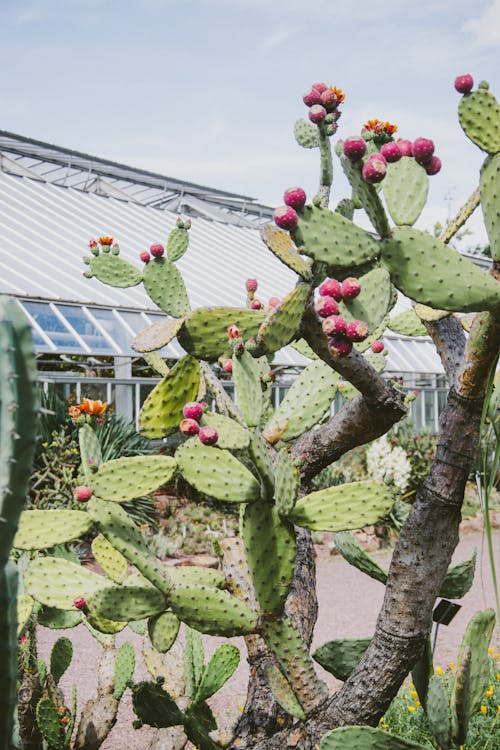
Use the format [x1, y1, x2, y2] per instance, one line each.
[0, 129, 471, 432]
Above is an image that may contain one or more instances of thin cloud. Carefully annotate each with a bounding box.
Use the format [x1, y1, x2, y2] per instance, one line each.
[463, 0, 500, 46]
[262, 27, 298, 50]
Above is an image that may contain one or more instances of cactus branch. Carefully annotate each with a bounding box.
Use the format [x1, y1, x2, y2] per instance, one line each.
[423, 315, 467, 386]
[439, 188, 480, 245]
[317, 125, 333, 208]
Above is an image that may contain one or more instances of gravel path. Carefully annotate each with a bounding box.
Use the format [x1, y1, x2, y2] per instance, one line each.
[36, 530, 500, 748]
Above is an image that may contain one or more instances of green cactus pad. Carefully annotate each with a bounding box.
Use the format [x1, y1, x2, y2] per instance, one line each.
[380, 227, 500, 313]
[248, 430, 275, 500]
[294, 118, 320, 148]
[184, 626, 204, 699]
[242, 502, 296, 615]
[86, 252, 143, 288]
[143, 641, 185, 698]
[88, 498, 171, 595]
[257, 283, 310, 354]
[291, 338, 318, 360]
[168, 583, 259, 636]
[178, 307, 266, 361]
[86, 612, 127, 634]
[263, 617, 328, 712]
[451, 645, 471, 746]
[335, 198, 355, 220]
[260, 224, 312, 279]
[114, 642, 135, 700]
[91, 455, 177, 502]
[313, 638, 371, 681]
[194, 643, 240, 702]
[289, 481, 394, 532]
[264, 664, 306, 719]
[176, 439, 261, 503]
[143, 351, 169, 376]
[36, 698, 65, 750]
[89, 582, 167, 621]
[413, 303, 450, 322]
[453, 608, 495, 717]
[439, 548, 477, 599]
[339, 154, 390, 237]
[25, 557, 111, 609]
[292, 205, 380, 270]
[333, 531, 388, 584]
[320, 726, 428, 749]
[275, 450, 300, 517]
[132, 317, 186, 353]
[426, 673, 452, 750]
[38, 607, 83, 629]
[480, 153, 500, 260]
[263, 360, 339, 444]
[232, 350, 263, 428]
[139, 355, 200, 438]
[91, 533, 128, 584]
[387, 309, 427, 337]
[338, 267, 392, 333]
[17, 593, 34, 636]
[383, 157, 429, 226]
[14, 509, 93, 550]
[168, 566, 225, 589]
[143, 257, 190, 317]
[79, 423, 103, 482]
[200, 412, 250, 450]
[458, 88, 500, 154]
[148, 611, 180, 653]
[131, 680, 184, 728]
[50, 637, 73, 685]
[167, 225, 190, 262]
[411, 637, 433, 709]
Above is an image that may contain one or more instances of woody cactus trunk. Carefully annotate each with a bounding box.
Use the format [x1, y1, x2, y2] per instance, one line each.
[14, 74, 500, 750]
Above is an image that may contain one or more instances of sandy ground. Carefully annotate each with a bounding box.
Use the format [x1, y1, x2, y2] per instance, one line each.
[36, 530, 500, 748]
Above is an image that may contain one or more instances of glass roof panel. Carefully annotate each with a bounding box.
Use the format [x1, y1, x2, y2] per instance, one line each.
[56, 304, 116, 354]
[84, 307, 123, 354]
[21, 300, 85, 352]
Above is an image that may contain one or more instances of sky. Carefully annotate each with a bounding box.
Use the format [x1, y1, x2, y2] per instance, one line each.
[1, 0, 500, 248]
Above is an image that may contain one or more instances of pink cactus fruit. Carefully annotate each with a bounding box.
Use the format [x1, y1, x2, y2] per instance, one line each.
[227, 325, 240, 339]
[328, 335, 353, 357]
[425, 156, 442, 176]
[312, 82, 329, 93]
[342, 136, 367, 162]
[150, 243, 165, 258]
[380, 142, 402, 163]
[73, 485, 93, 502]
[182, 402, 203, 421]
[233, 340, 245, 354]
[346, 319, 369, 342]
[362, 154, 387, 184]
[222, 358, 233, 373]
[283, 187, 307, 211]
[199, 426, 219, 446]
[320, 89, 338, 112]
[341, 277, 361, 300]
[412, 138, 435, 166]
[454, 74, 473, 94]
[273, 205, 299, 231]
[250, 299, 263, 310]
[303, 87, 322, 107]
[370, 340, 385, 354]
[245, 278, 258, 292]
[308, 104, 327, 124]
[139, 251, 151, 263]
[396, 139, 413, 157]
[322, 315, 347, 336]
[315, 296, 339, 318]
[268, 297, 281, 309]
[179, 418, 200, 436]
[319, 278, 343, 301]
[73, 597, 86, 610]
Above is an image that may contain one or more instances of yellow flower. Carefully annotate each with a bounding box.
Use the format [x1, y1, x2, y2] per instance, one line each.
[488, 647, 494, 655]
[409, 683, 414, 689]
[410, 690, 418, 699]
[415, 700, 421, 708]
[99, 236, 114, 246]
[436, 666, 443, 676]
[496, 673, 500, 680]
[407, 706, 416, 713]
[485, 687, 494, 698]
[331, 86, 346, 104]
[481, 705, 487, 715]
[449, 662, 455, 671]
[238, 706, 244, 713]
[495, 653, 499, 660]
[497, 705, 500, 713]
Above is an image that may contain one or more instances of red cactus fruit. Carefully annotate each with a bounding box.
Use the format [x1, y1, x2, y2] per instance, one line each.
[227, 325, 240, 339]
[222, 358, 233, 373]
[74, 597, 86, 610]
[425, 156, 442, 175]
[250, 299, 263, 310]
[268, 297, 281, 309]
[245, 278, 258, 292]
[328, 335, 353, 357]
[273, 205, 299, 231]
[315, 296, 339, 318]
[412, 138, 435, 166]
[308, 104, 327, 124]
[320, 89, 338, 112]
[182, 402, 203, 421]
[283, 187, 307, 211]
[362, 154, 387, 183]
[267, 370, 276, 381]
[342, 136, 367, 162]
[341, 277, 361, 300]
[346, 319, 369, 342]
[73, 485, 93, 502]
[179, 418, 200, 436]
[396, 139, 413, 157]
[234, 341, 245, 354]
[303, 87, 322, 107]
[371, 340, 385, 353]
[139, 251, 151, 263]
[199, 426, 219, 446]
[312, 82, 329, 93]
[319, 278, 342, 300]
[454, 74, 473, 94]
[322, 315, 347, 336]
[150, 243, 165, 258]
[380, 142, 402, 163]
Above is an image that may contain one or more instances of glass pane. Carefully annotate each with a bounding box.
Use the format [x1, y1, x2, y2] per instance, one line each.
[87, 308, 124, 354]
[57, 305, 115, 354]
[21, 301, 84, 352]
[119, 311, 152, 335]
[424, 391, 435, 430]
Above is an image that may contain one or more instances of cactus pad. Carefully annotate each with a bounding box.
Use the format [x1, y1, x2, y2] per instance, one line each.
[86, 612, 127, 634]
[458, 88, 500, 154]
[333, 531, 388, 584]
[289, 481, 394, 532]
[293, 205, 380, 270]
[383, 158, 429, 226]
[91, 455, 177, 502]
[387, 309, 427, 337]
[36, 698, 65, 750]
[260, 224, 312, 279]
[131, 680, 184, 728]
[232, 350, 263, 428]
[264, 664, 306, 719]
[313, 637, 371, 681]
[439, 548, 477, 599]
[14, 509, 93, 550]
[168, 566, 225, 589]
[50, 637, 73, 685]
[85, 252, 143, 288]
[257, 283, 310, 354]
[480, 152, 500, 260]
[176, 439, 261, 503]
[168, 583, 259, 636]
[381, 227, 500, 313]
[248, 430, 275, 500]
[25, 557, 111, 609]
[91, 533, 129, 584]
[184, 626, 204, 699]
[89, 582, 167, 621]
[114, 641, 135, 700]
[167, 225, 190, 262]
[194, 643, 240, 702]
[38, 607, 82, 629]
[275, 450, 300, 516]
[453, 608, 495, 716]
[132, 317, 186, 353]
[139, 355, 200, 438]
[148, 611, 180, 653]
[294, 118, 320, 148]
[143, 257, 190, 317]
[338, 267, 392, 332]
[178, 307, 266, 361]
[79, 423, 103, 482]
[263, 360, 339, 443]
[451, 645, 471, 746]
[17, 593, 34, 636]
[200, 412, 250, 450]
[339, 154, 390, 237]
[426, 673, 452, 750]
[320, 726, 428, 749]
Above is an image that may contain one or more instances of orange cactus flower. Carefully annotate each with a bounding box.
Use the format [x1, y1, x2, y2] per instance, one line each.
[383, 121, 398, 135]
[68, 406, 82, 419]
[363, 118, 383, 132]
[98, 236, 114, 246]
[331, 86, 346, 103]
[77, 398, 107, 416]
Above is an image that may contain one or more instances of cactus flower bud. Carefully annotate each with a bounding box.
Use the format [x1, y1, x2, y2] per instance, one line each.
[268, 297, 281, 309]
[328, 335, 353, 357]
[346, 319, 369, 342]
[250, 299, 263, 310]
[371, 340, 385, 353]
[315, 296, 339, 318]
[150, 243, 165, 258]
[222, 358, 233, 373]
[273, 205, 299, 231]
[308, 104, 327, 124]
[322, 315, 347, 336]
[73, 486, 93, 502]
[303, 87, 322, 107]
[412, 138, 435, 166]
[425, 156, 442, 175]
[74, 597, 86, 610]
[283, 187, 307, 211]
[380, 142, 402, 163]
[362, 154, 387, 184]
[199, 426, 219, 446]
[312, 82, 328, 93]
[179, 418, 200, 436]
[454, 74, 473, 94]
[227, 325, 240, 339]
[139, 251, 151, 263]
[182, 402, 203, 421]
[341, 277, 361, 300]
[396, 139, 413, 157]
[319, 278, 342, 301]
[245, 278, 258, 293]
[343, 136, 367, 161]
